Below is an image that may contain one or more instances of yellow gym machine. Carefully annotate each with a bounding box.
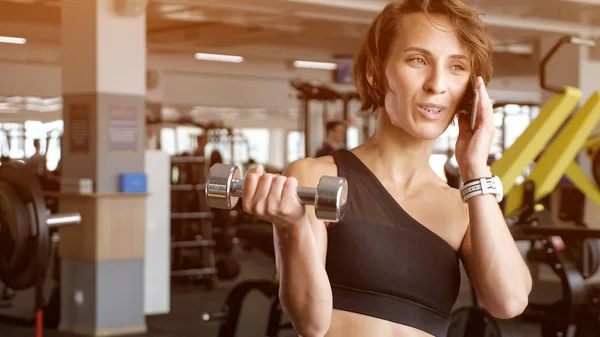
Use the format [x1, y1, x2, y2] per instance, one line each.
[584, 130, 600, 187]
[489, 35, 600, 219]
[450, 36, 600, 337]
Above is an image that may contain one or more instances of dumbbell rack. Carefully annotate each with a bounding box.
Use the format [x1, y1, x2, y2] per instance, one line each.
[170, 156, 218, 288]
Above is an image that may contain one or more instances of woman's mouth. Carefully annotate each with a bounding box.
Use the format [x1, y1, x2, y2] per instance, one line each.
[417, 104, 446, 120]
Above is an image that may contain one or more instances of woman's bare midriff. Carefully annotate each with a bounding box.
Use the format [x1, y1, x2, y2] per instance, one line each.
[325, 310, 435, 337]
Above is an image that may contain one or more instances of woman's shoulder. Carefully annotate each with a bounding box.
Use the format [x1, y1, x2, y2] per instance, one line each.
[442, 180, 466, 204]
[282, 156, 339, 187]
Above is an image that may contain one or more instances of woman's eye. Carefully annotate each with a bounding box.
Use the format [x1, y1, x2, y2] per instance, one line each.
[451, 65, 466, 71]
[409, 57, 427, 66]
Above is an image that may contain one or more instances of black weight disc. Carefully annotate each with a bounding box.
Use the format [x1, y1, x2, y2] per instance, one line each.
[0, 181, 33, 289]
[0, 161, 49, 290]
[448, 307, 522, 337]
[566, 238, 600, 278]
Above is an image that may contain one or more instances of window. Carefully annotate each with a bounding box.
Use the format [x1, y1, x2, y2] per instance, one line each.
[25, 120, 44, 158]
[429, 154, 449, 182]
[237, 128, 270, 165]
[175, 126, 203, 154]
[204, 128, 270, 166]
[0, 123, 25, 160]
[346, 126, 359, 150]
[0, 121, 65, 171]
[434, 123, 459, 153]
[205, 128, 231, 162]
[287, 131, 305, 164]
[160, 128, 176, 155]
[41, 120, 63, 171]
[503, 114, 531, 150]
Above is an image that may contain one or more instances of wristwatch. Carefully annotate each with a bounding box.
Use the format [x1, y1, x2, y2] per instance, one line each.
[459, 176, 503, 203]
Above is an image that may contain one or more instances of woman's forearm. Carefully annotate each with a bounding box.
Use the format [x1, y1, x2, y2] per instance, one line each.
[466, 193, 532, 318]
[274, 222, 332, 337]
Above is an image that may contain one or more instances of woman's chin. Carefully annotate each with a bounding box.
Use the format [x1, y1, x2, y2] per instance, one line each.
[386, 118, 448, 141]
[409, 124, 447, 141]
[418, 131, 443, 141]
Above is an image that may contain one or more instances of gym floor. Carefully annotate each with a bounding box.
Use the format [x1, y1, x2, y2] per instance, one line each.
[0, 243, 558, 337]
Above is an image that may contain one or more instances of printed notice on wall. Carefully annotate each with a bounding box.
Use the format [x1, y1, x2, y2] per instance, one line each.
[108, 104, 138, 153]
[69, 104, 90, 154]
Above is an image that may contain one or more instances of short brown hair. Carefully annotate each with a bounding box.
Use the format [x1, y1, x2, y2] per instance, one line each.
[325, 120, 346, 133]
[353, 0, 494, 113]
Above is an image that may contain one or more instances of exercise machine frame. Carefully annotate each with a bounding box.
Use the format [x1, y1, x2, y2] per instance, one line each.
[290, 79, 360, 157]
[451, 34, 600, 337]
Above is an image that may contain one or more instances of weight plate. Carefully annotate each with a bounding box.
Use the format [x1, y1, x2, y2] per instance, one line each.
[0, 181, 33, 288]
[0, 161, 49, 290]
[315, 176, 348, 222]
[565, 238, 600, 279]
[206, 164, 241, 210]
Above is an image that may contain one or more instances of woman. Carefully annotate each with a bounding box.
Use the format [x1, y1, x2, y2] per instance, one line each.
[241, 0, 532, 336]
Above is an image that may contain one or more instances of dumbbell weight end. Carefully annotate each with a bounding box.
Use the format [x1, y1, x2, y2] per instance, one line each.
[205, 164, 243, 210]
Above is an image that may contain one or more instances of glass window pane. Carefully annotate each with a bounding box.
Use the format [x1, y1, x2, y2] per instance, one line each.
[237, 128, 270, 165]
[287, 131, 305, 163]
[429, 154, 448, 181]
[160, 128, 176, 155]
[346, 126, 359, 150]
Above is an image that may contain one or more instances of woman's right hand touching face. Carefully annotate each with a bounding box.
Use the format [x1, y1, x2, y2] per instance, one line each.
[241, 165, 308, 230]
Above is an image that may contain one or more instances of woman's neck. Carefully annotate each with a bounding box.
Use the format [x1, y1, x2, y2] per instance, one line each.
[357, 112, 436, 183]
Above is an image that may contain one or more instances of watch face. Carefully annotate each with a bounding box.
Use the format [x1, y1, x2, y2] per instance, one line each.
[492, 176, 503, 202]
[493, 176, 503, 195]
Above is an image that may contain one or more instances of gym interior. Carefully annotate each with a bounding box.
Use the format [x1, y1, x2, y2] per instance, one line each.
[1, 0, 600, 336]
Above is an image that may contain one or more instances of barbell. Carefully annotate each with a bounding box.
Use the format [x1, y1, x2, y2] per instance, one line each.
[205, 163, 348, 222]
[0, 161, 81, 290]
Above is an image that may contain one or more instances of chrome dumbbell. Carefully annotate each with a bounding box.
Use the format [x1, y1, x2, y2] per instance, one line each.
[205, 164, 348, 222]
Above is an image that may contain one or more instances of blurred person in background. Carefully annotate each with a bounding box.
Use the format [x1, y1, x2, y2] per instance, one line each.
[316, 121, 346, 157]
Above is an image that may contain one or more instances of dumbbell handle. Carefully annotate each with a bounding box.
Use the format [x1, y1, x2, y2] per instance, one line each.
[230, 179, 317, 205]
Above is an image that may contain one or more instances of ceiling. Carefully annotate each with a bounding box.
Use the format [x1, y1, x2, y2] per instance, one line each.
[0, 0, 598, 56]
[0, 0, 598, 121]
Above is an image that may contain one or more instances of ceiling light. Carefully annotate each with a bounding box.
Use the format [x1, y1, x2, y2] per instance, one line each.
[194, 53, 244, 63]
[293, 60, 337, 70]
[560, 0, 600, 5]
[0, 106, 19, 114]
[0, 36, 26, 45]
[494, 44, 534, 55]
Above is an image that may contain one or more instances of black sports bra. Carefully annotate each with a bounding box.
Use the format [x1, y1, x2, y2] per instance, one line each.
[326, 150, 462, 337]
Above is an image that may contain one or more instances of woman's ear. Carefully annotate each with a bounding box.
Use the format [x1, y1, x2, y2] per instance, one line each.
[367, 73, 378, 89]
[366, 62, 382, 89]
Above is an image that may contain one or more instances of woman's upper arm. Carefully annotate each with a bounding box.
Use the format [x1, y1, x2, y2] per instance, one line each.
[459, 204, 478, 287]
[281, 159, 329, 266]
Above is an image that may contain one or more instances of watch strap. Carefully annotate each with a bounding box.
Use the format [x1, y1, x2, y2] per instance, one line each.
[459, 176, 503, 203]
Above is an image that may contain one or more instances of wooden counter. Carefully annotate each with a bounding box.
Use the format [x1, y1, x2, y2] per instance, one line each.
[56, 193, 148, 261]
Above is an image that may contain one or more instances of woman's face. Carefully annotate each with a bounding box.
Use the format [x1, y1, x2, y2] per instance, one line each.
[383, 12, 472, 140]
